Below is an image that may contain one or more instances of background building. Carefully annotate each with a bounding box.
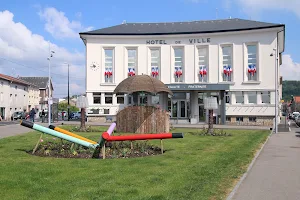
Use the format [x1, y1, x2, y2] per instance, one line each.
[0, 74, 32, 120]
[80, 18, 285, 125]
[19, 77, 54, 115]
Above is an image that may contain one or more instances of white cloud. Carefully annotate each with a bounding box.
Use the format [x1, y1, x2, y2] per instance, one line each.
[232, 0, 300, 19]
[280, 54, 300, 80]
[0, 10, 85, 97]
[38, 7, 93, 39]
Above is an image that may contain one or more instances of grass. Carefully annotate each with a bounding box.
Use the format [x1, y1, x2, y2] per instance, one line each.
[0, 126, 269, 200]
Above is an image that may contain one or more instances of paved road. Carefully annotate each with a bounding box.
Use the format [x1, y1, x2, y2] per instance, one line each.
[231, 128, 300, 200]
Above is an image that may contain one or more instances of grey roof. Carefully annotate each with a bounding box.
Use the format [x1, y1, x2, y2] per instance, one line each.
[79, 18, 284, 36]
[19, 77, 50, 89]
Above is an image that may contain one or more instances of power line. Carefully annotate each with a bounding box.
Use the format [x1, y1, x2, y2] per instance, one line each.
[0, 57, 86, 80]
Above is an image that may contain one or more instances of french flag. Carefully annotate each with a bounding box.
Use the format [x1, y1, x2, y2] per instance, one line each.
[248, 64, 253, 74]
[223, 66, 228, 75]
[203, 66, 207, 75]
[199, 66, 204, 76]
[108, 68, 113, 77]
[252, 64, 256, 75]
[227, 66, 232, 75]
[128, 68, 135, 76]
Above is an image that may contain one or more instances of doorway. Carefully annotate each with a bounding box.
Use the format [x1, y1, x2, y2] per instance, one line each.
[171, 100, 187, 118]
[0, 107, 5, 120]
[199, 105, 206, 121]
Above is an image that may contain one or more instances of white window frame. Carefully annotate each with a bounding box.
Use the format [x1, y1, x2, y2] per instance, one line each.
[127, 48, 137, 77]
[261, 91, 271, 104]
[197, 46, 208, 83]
[116, 94, 124, 104]
[235, 91, 244, 104]
[104, 93, 113, 105]
[246, 44, 258, 81]
[103, 48, 114, 83]
[221, 45, 233, 82]
[225, 92, 231, 104]
[173, 47, 184, 83]
[93, 92, 101, 104]
[149, 48, 161, 80]
[247, 91, 257, 104]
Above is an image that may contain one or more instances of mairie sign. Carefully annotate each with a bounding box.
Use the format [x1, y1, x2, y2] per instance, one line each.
[165, 83, 230, 91]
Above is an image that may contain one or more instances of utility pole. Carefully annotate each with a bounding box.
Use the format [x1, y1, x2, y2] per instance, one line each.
[47, 42, 55, 126]
[68, 63, 70, 121]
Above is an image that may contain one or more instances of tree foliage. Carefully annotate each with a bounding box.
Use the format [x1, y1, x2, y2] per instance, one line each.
[58, 103, 79, 112]
[282, 80, 300, 101]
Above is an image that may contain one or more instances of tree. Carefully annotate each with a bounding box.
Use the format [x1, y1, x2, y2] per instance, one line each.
[58, 102, 79, 112]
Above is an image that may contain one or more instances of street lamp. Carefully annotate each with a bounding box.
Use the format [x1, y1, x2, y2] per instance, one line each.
[64, 62, 70, 121]
[47, 42, 55, 126]
[270, 48, 278, 134]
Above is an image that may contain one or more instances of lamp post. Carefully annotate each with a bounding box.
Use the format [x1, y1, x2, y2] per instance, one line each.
[270, 48, 278, 134]
[47, 42, 55, 126]
[64, 62, 70, 121]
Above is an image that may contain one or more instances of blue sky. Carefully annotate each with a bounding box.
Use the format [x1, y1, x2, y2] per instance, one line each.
[0, 0, 299, 97]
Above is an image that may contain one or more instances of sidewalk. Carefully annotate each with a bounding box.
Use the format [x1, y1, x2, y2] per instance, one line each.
[231, 128, 300, 200]
[0, 124, 30, 139]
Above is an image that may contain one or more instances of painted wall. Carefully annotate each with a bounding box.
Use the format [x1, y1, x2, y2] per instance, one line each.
[83, 27, 282, 117]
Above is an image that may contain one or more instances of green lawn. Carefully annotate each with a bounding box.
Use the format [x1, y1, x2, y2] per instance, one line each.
[0, 127, 269, 200]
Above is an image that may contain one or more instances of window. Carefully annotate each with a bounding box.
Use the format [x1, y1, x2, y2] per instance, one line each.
[198, 92, 207, 104]
[104, 49, 114, 83]
[248, 92, 257, 104]
[127, 49, 137, 77]
[261, 91, 270, 104]
[236, 117, 243, 122]
[104, 93, 113, 104]
[104, 109, 110, 114]
[174, 48, 184, 82]
[247, 45, 258, 81]
[128, 95, 132, 105]
[93, 92, 101, 104]
[225, 92, 231, 104]
[235, 92, 244, 104]
[249, 117, 257, 122]
[198, 47, 208, 82]
[150, 49, 160, 79]
[152, 94, 159, 105]
[15, 86, 17, 90]
[226, 117, 231, 122]
[139, 95, 147, 105]
[117, 95, 124, 104]
[90, 109, 100, 114]
[222, 46, 233, 82]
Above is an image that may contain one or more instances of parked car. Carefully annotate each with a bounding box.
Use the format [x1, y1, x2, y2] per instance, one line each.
[11, 111, 26, 120]
[72, 111, 87, 120]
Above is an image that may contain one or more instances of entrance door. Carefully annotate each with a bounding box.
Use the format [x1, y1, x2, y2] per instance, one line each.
[171, 100, 187, 118]
[199, 105, 206, 121]
[0, 107, 5, 120]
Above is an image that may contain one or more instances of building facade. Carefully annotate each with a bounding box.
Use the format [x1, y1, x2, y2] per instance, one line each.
[0, 74, 33, 120]
[80, 18, 285, 125]
[19, 77, 54, 115]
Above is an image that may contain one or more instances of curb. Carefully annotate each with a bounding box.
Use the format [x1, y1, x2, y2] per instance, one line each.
[226, 129, 273, 200]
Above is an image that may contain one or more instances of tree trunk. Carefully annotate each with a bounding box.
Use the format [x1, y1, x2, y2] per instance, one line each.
[208, 109, 214, 135]
[79, 108, 86, 132]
